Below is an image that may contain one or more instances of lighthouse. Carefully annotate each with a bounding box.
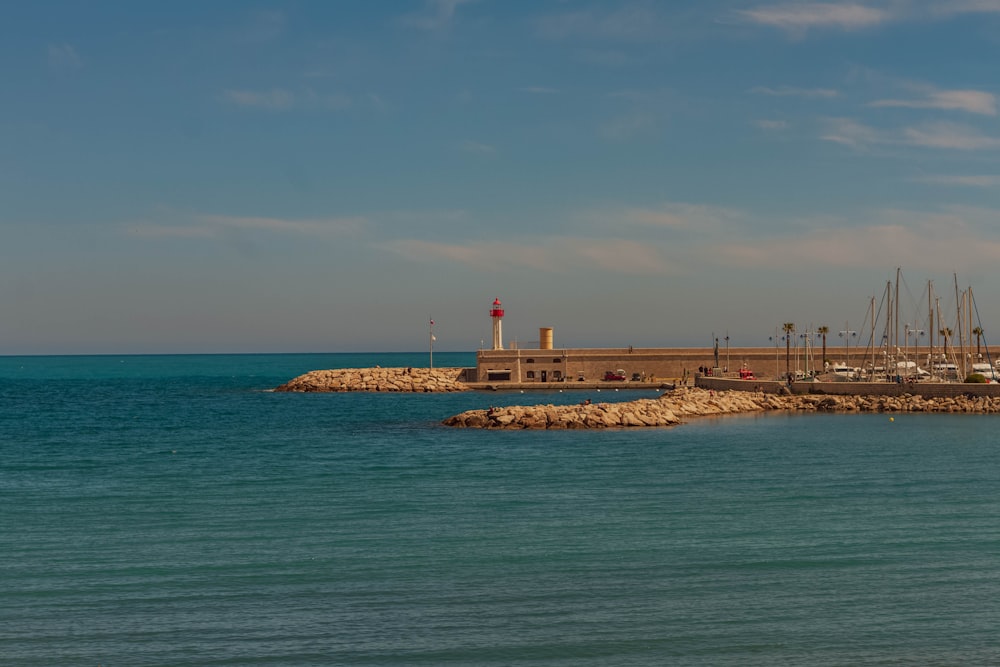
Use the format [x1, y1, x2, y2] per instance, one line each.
[490, 298, 504, 350]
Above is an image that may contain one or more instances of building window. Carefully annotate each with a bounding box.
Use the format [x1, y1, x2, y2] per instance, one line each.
[526, 358, 535, 363]
[526, 371, 535, 379]
[553, 358, 561, 364]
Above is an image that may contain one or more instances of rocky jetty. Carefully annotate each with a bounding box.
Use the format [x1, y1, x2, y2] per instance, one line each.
[442, 387, 1000, 429]
[275, 367, 468, 393]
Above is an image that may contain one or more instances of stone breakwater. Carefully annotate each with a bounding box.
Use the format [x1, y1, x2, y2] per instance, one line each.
[442, 387, 1000, 429]
[274, 367, 468, 393]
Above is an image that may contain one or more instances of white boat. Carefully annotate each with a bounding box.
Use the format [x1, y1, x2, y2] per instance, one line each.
[931, 362, 958, 379]
[971, 363, 1000, 381]
[829, 364, 859, 380]
[895, 361, 929, 379]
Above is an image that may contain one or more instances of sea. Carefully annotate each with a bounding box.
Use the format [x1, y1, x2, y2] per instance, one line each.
[2, 352, 1000, 666]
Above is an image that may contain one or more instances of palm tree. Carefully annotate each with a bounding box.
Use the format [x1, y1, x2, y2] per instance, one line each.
[817, 326, 829, 370]
[973, 326, 984, 358]
[782, 322, 796, 379]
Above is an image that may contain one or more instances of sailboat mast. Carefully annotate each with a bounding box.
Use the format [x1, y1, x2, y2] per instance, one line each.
[894, 267, 901, 360]
[955, 274, 964, 379]
[871, 295, 876, 380]
[965, 285, 979, 360]
[936, 297, 943, 370]
[928, 280, 934, 365]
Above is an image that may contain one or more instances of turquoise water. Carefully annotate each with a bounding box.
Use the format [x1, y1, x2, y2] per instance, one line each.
[2, 354, 1000, 665]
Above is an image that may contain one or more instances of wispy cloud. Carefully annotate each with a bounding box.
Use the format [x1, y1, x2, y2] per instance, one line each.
[903, 122, 1000, 150]
[871, 87, 997, 116]
[385, 237, 672, 275]
[926, 0, 1000, 17]
[199, 214, 364, 236]
[127, 214, 364, 240]
[534, 3, 665, 41]
[820, 117, 882, 149]
[221, 89, 295, 110]
[575, 49, 633, 66]
[713, 208, 1000, 270]
[821, 118, 1000, 151]
[220, 88, 353, 111]
[48, 43, 82, 71]
[236, 10, 286, 43]
[750, 85, 838, 99]
[620, 203, 747, 232]
[741, 1, 1000, 36]
[519, 86, 560, 95]
[401, 0, 477, 31]
[460, 140, 496, 155]
[563, 238, 669, 274]
[738, 2, 889, 34]
[126, 224, 217, 240]
[755, 119, 789, 130]
[601, 112, 658, 141]
[914, 174, 1000, 187]
[386, 239, 552, 271]
[383, 201, 1000, 276]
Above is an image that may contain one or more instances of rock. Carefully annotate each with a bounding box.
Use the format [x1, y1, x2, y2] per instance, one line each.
[275, 367, 468, 393]
[441, 386, 1000, 430]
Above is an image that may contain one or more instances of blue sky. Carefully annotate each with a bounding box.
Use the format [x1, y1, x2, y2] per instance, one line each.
[4, 0, 1000, 354]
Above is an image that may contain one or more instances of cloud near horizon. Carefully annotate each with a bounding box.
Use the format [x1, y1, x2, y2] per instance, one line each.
[750, 85, 838, 99]
[738, 3, 888, 33]
[711, 207, 1000, 271]
[460, 140, 496, 155]
[741, 1, 1000, 35]
[383, 204, 1000, 278]
[914, 174, 1000, 187]
[400, 0, 477, 31]
[221, 88, 352, 111]
[621, 202, 747, 232]
[821, 118, 1000, 151]
[48, 42, 82, 71]
[127, 214, 365, 240]
[533, 3, 666, 41]
[384, 237, 673, 275]
[755, 119, 789, 130]
[871, 88, 997, 116]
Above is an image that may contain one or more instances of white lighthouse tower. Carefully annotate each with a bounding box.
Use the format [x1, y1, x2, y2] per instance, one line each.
[490, 297, 505, 350]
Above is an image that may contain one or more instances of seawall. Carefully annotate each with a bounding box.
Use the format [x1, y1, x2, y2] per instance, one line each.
[443, 387, 1000, 429]
[697, 376, 1000, 399]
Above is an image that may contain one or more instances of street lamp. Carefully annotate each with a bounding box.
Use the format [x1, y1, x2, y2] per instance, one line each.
[769, 329, 779, 379]
[725, 332, 730, 373]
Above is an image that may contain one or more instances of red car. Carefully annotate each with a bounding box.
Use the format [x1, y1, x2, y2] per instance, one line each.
[604, 370, 627, 381]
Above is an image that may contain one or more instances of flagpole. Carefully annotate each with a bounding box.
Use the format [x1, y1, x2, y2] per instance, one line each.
[429, 317, 434, 370]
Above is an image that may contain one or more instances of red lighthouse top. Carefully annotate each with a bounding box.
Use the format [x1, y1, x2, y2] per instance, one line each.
[490, 297, 504, 318]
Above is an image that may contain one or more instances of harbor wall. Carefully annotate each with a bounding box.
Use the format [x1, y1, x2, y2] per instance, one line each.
[697, 376, 1000, 398]
[475, 345, 969, 385]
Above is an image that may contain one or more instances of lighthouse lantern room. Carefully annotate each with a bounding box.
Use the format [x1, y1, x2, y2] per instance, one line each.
[489, 298, 504, 350]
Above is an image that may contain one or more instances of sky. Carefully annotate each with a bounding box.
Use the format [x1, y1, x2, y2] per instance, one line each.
[4, 0, 1000, 354]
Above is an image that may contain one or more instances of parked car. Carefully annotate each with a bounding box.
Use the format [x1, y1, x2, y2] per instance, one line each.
[604, 369, 627, 381]
[631, 372, 642, 382]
